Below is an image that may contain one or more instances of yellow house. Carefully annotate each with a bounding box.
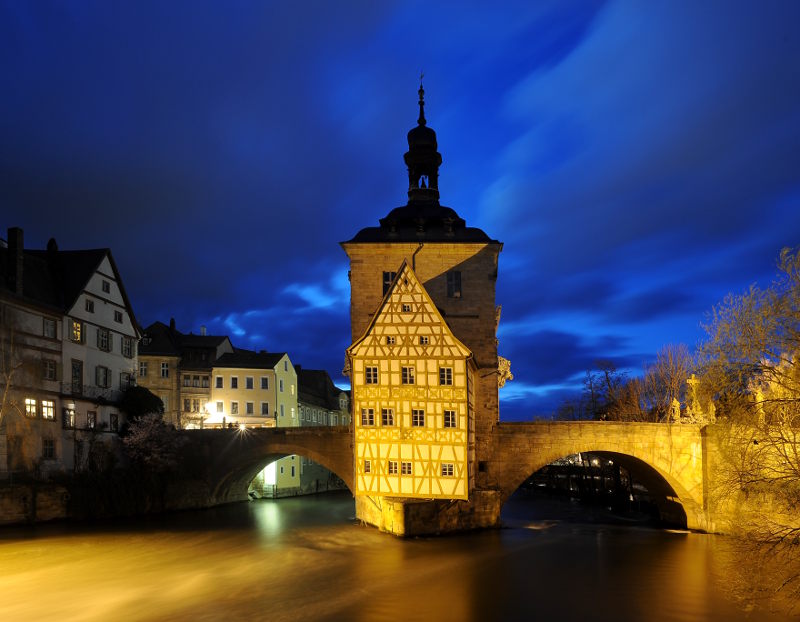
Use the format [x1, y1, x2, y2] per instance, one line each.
[207, 350, 296, 429]
[348, 260, 475, 500]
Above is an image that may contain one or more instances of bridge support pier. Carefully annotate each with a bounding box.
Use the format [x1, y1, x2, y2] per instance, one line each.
[355, 489, 501, 537]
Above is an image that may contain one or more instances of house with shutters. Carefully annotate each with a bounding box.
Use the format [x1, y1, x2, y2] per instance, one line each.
[0, 227, 140, 476]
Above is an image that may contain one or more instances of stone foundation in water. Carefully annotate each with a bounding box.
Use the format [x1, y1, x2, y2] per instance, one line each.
[355, 489, 502, 536]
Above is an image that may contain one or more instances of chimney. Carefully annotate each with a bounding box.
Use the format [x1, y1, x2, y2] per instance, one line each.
[200, 325, 207, 336]
[169, 317, 176, 331]
[7, 227, 23, 295]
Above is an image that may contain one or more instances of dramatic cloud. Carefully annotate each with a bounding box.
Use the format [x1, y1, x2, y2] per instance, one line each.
[2, 1, 798, 420]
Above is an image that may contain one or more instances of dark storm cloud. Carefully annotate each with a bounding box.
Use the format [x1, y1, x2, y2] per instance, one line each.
[2, 1, 799, 421]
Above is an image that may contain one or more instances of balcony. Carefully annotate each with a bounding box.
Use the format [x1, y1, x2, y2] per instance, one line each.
[61, 383, 121, 403]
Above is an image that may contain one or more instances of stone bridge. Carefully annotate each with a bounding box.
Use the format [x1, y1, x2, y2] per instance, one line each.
[181, 421, 723, 532]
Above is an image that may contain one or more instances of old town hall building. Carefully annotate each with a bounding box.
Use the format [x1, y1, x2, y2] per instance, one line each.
[343, 85, 509, 534]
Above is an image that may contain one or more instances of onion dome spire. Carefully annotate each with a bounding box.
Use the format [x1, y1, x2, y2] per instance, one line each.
[405, 76, 442, 203]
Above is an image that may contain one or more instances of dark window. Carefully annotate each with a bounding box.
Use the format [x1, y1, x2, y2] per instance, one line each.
[382, 271, 396, 295]
[110, 414, 119, 432]
[387, 460, 398, 474]
[231, 377, 238, 389]
[381, 408, 394, 426]
[444, 410, 456, 428]
[246, 377, 254, 390]
[97, 328, 110, 352]
[361, 409, 375, 426]
[402, 367, 415, 385]
[412, 409, 425, 427]
[43, 360, 57, 381]
[447, 271, 462, 298]
[102, 280, 110, 293]
[114, 310, 123, 323]
[439, 367, 453, 386]
[85, 299, 94, 313]
[42, 438, 55, 460]
[365, 367, 378, 384]
[87, 411, 96, 430]
[401, 462, 412, 475]
[216, 376, 223, 388]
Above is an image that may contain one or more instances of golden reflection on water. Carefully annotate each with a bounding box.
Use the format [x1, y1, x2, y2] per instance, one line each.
[0, 494, 792, 622]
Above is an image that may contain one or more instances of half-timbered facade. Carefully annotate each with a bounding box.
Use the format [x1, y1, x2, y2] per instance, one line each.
[348, 261, 475, 499]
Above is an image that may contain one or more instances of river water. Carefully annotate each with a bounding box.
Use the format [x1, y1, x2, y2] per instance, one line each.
[0, 491, 792, 621]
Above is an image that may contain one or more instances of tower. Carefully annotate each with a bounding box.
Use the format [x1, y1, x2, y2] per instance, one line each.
[342, 83, 505, 535]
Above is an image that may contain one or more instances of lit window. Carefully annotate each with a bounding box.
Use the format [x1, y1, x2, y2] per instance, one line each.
[110, 414, 119, 432]
[401, 462, 412, 475]
[387, 460, 398, 475]
[192, 399, 199, 412]
[231, 402, 239, 415]
[42, 439, 55, 460]
[41, 400, 55, 420]
[139, 362, 148, 377]
[216, 401, 223, 413]
[291, 384, 295, 395]
[97, 328, 110, 352]
[62, 409, 75, 429]
[261, 402, 269, 415]
[444, 410, 456, 428]
[402, 367, 415, 385]
[202, 376, 209, 388]
[246, 377, 254, 390]
[402, 303, 411, 313]
[364, 460, 371, 474]
[361, 408, 375, 426]
[447, 271, 461, 298]
[87, 411, 96, 430]
[122, 337, 133, 358]
[183, 375, 191, 387]
[102, 280, 110, 293]
[25, 398, 37, 417]
[114, 310, 123, 323]
[246, 402, 254, 415]
[43, 318, 56, 339]
[85, 298, 94, 313]
[365, 367, 378, 384]
[382, 271, 396, 295]
[386, 336, 395, 345]
[261, 376, 269, 390]
[43, 360, 57, 381]
[184, 398, 191, 412]
[439, 367, 453, 386]
[215, 376, 223, 389]
[419, 336, 428, 345]
[381, 408, 394, 426]
[412, 409, 425, 427]
[231, 377, 238, 389]
[441, 463, 454, 477]
[71, 320, 84, 343]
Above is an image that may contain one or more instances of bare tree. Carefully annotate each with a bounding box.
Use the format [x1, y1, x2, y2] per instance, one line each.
[699, 247, 800, 611]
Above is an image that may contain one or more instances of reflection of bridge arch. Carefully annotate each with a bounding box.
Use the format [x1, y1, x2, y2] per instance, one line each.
[491, 422, 709, 531]
[186, 428, 354, 506]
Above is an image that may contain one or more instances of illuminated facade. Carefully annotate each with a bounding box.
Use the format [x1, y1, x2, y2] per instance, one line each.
[348, 261, 474, 499]
[342, 85, 505, 532]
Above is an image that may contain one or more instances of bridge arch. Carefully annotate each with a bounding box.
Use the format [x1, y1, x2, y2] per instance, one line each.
[492, 422, 709, 531]
[190, 428, 354, 506]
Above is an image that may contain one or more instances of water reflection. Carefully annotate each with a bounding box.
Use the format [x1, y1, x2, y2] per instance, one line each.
[0, 492, 790, 621]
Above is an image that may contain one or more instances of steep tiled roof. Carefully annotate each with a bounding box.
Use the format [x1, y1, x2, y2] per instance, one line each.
[296, 366, 345, 410]
[214, 349, 286, 370]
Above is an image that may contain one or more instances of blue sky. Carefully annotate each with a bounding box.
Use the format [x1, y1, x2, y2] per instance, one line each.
[2, 1, 798, 420]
